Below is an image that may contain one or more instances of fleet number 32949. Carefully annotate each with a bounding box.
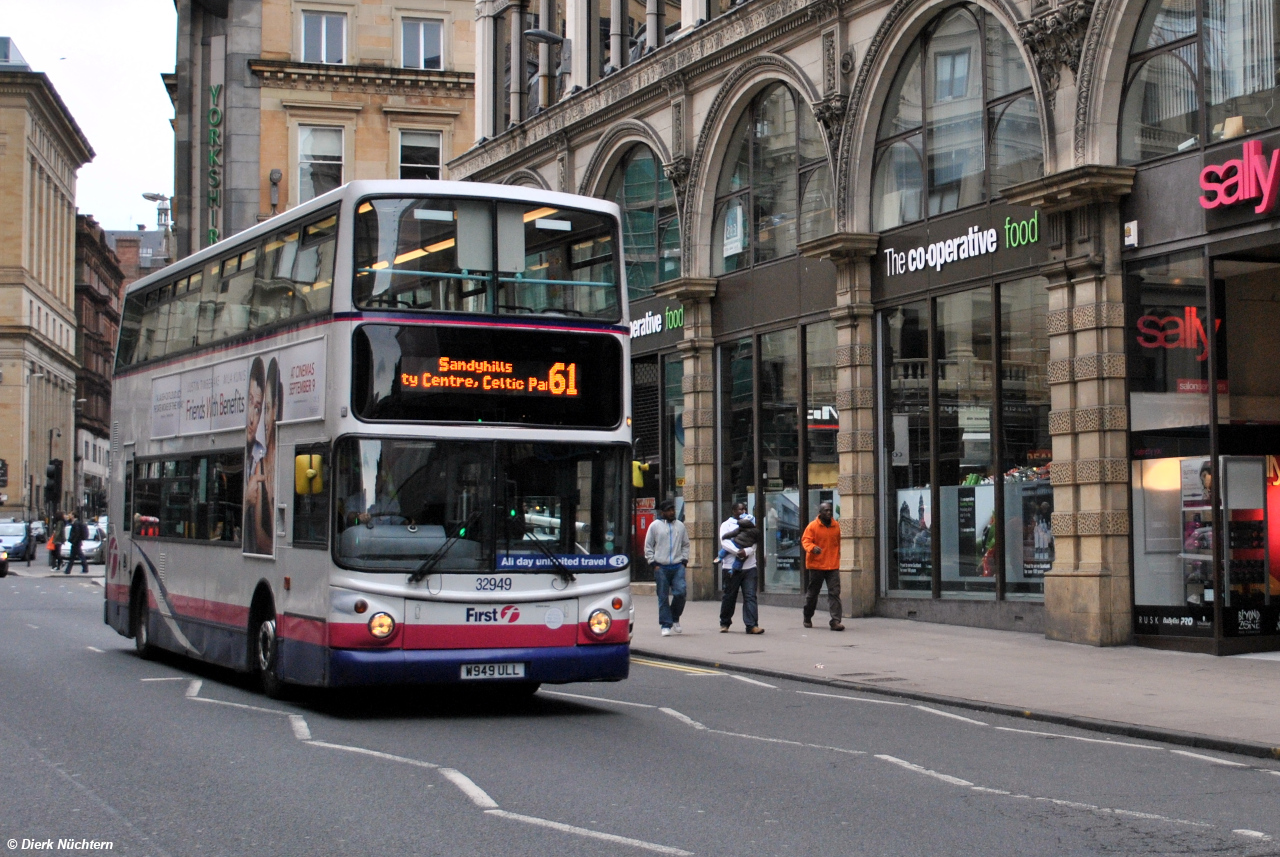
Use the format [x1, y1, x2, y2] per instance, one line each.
[476, 577, 513, 591]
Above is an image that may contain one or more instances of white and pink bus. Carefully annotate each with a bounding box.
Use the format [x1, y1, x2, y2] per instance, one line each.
[105, 181, 633, 697]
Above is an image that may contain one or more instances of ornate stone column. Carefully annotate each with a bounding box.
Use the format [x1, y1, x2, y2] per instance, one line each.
[653, 276, 719, 599]
[799, 233, 880, 616]
[1004, 166, 1135, 645]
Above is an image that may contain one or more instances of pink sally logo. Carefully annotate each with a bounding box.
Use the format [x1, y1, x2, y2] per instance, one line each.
[1199, 139, 1280, 214]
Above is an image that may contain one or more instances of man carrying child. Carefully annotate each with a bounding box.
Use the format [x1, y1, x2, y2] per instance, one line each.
[719, 507, 764, 634]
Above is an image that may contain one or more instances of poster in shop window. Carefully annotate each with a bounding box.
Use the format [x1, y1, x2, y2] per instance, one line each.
[1020, 480, 1054, 577]
[896, 488, 931, 576]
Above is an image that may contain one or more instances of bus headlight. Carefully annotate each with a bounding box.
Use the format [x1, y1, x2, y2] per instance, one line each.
[587, 609, 612, 637]
[368, 612, 396, 639]
[0, 551, 7, 561]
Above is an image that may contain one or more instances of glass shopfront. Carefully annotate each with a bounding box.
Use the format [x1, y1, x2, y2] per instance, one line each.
[1127, 246, 1280, 652]
[876, 206, 1051, 603]
[718, 318, 838, 594]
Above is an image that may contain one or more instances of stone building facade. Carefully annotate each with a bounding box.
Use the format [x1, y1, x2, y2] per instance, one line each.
[0, 39, 93, 520]
[452, 0, 1280, 652]
[172, 0, 477, 260]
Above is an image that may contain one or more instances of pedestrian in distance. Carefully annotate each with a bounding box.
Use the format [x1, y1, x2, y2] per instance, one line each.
[644, 499, 689, 637]
[49, 511, 67, 572]
[802, 502, 844, 631]
[66, 511, 90, 575]
[719, 507, 763, 634]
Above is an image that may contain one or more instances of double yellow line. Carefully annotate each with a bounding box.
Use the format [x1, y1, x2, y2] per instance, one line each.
[630, 656, 724, 675]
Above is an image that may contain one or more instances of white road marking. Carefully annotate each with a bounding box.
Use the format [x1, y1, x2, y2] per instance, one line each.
[1169, 749, 1250, 767]
[994, 726, 1160, 750]
[289, 715, 311, 740]
[875, 754, 975, 787]
[1233, 829, 1272, 840]
[440, 768, 499, 809]
[185, 679, 202, 698]
[660, 707, 707, 730]
[26, 624, 38, 629]
[485, 810, 694, 856]
[912, 705, 987, 726]
[542, 690, 655, 708]
[662, 705, 863, 755]
[188, 697, 289, 716]
[730, 674, 777, 689]
[1266, 770, 1280, 777]
[86, 646, 104, 653]
[796, 690, 909, 706]
[140, 676, 187, 681]
[306, 740, 438, 769]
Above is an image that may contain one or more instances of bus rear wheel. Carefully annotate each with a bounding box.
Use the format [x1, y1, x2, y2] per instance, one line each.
[132, 577, 157, 660]
[252, 612, 288, 699]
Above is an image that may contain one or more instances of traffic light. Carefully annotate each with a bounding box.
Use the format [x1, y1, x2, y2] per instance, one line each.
[44, 460, 62, 512]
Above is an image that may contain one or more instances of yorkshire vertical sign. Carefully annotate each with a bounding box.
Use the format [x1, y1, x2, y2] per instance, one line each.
[205, 35, 226, 248]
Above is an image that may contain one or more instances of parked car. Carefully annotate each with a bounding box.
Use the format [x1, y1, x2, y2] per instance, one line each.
[0, 521, 36, 562]
[59, 524, 105, 564]
[30, 519, 46, 539]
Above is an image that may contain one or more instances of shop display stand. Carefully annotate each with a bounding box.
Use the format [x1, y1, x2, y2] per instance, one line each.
[1179, 505, 1215, 608]
[1220, 457, 1270, 612]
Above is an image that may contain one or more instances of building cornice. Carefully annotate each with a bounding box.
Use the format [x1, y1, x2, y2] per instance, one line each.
[450, 0, 852, 180]
[249, 59, 474, 95]
[1001, 165, 1135, 212]
[0, 72, 94, 166]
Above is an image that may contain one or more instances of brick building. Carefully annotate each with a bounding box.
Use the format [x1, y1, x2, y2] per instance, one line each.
[74, 215, 123, 517]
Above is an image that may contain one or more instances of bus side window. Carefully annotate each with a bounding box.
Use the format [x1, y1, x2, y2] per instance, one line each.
[293, 444, 329, 548]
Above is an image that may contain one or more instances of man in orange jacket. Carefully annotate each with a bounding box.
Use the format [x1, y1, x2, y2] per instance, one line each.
[801, 502, 844, 631]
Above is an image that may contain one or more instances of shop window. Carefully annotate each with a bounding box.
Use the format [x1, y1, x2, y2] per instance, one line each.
[719, 337, 755, 516]
[760, 328, 801, 593]
[400, 130, 442, 180]
[882, 279, 1051, 599]
[302, 11, 345, 65]
[663, 354, 685, 502]
[712, 84, 833, 275]
[873, 5, 1041, 229]
[298, 126, 343, 203]
[403, 17, 443, 70]
[605, 145, 681, 299]
[1121, 0, 1280, 163]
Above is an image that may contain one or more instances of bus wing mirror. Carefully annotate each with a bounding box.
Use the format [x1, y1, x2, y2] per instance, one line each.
[295, 454, 323, 495]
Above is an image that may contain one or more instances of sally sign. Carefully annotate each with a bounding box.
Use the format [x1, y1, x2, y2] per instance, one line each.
[1199, 139, 1280, 214]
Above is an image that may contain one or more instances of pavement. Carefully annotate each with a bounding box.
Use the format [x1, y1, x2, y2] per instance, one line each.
[630, 592, 1280, 759]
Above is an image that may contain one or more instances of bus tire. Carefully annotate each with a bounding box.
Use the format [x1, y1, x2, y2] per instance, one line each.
[132, 575, 157, 660]
[252, 608, 288, 700]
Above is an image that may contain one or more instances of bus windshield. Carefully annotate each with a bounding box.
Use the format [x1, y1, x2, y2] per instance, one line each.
[333, 438, 628, 573]
[352, 197, 620, 321]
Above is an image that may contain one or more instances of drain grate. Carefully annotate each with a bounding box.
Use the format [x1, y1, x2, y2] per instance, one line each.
[727, 650, 765, 654]
[839, 672, 877, 677]
[862, 676, 906, 683]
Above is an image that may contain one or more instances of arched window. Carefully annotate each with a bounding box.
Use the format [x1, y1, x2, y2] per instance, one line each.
[1119, 0, 1280, 163]
[711, 84, 834, 275]
[605, 145, 681, 300]
[873, 5, 1042, 230]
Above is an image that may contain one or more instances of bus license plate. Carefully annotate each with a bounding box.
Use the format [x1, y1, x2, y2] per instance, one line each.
[461, 662, 526, 680]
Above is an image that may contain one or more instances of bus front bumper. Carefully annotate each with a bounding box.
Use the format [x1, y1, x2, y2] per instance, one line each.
[325, 643, 630, 686]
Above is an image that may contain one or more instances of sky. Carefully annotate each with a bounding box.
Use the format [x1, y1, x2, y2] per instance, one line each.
[4, 0, 177, 231]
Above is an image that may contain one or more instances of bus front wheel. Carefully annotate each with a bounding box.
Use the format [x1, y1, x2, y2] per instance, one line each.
[252, 612, 288, 699]
[132, 576, 157, 660]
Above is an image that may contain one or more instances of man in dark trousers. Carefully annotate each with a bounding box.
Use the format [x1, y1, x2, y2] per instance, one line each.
[66, 511, 89, 575]
[49, 512, 67, 572]
[801, 502, 843, 630]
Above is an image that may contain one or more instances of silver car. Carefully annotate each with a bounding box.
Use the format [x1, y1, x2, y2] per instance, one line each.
[59, 524, 105, 564]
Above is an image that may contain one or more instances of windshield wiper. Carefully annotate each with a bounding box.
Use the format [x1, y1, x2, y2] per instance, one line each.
[525, 530, 576, 583]
[408, 510, 483, 584]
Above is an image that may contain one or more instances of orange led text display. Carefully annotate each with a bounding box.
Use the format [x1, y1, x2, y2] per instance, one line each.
[401, 357, 579, 396]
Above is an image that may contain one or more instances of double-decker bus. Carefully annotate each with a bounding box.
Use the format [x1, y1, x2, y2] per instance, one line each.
[105, 181, 633, 697]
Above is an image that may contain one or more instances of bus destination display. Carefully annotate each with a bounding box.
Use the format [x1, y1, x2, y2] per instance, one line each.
[354, 324, 621, 427]
[400, 357, 579, 396]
